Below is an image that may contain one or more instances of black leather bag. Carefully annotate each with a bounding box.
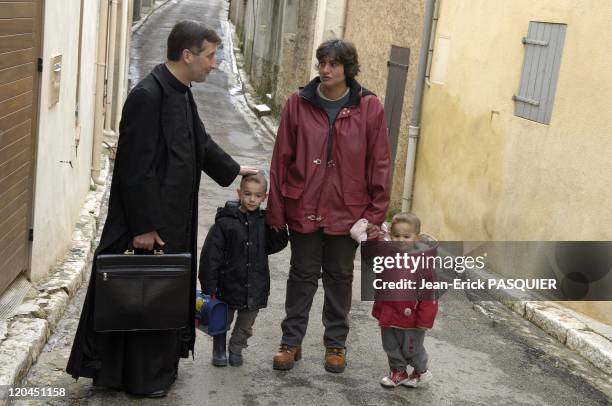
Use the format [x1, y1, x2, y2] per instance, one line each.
[94, 250, 191, 332]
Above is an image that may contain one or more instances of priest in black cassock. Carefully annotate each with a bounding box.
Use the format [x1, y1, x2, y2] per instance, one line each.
[66, 20, 257, 397]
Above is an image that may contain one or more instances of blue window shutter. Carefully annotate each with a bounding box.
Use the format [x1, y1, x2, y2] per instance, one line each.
[514, 22, 567, 125]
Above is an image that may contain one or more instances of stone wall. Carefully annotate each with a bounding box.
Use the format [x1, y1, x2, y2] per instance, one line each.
[232, 0, 318, 114]
[272, 0, 318, 113]
[344, 0, 426, 214]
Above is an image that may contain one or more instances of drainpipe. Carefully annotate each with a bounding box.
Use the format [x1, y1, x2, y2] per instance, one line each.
[103, 0, 119, 138]
[338, 0, 348, 38]
[114, 0, 129, 132]
[91, 0, 110, 185]
[401, 0, 436, 212]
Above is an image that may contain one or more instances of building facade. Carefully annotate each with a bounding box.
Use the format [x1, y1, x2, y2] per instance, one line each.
[0, 0, 133, 295]
[343, 0, 426, 213]
[413, 0, 612, 322]
[230, 0, 321, 114]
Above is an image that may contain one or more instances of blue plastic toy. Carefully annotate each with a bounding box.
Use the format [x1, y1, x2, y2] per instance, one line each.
[195, 290, 229, 336]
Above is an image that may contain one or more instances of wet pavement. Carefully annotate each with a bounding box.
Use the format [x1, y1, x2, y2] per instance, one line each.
[21, 0, 612, 405]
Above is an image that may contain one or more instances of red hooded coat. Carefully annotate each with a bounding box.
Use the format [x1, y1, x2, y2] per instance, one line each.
[266, 77, 391, 235]
[371, 241, 439, 329]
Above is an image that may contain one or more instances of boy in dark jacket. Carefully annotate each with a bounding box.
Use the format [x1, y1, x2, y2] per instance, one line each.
[199, 172, 288, 367]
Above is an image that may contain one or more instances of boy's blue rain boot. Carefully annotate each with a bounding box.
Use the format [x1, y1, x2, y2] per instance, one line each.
[212, 333, 227, 367]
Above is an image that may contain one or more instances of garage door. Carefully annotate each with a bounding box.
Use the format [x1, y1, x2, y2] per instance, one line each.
[0, 0, 42, 294]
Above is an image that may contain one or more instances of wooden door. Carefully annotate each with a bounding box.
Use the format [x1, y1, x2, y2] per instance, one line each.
[384, 45, 410, 179]
[0, 0, 43, 293]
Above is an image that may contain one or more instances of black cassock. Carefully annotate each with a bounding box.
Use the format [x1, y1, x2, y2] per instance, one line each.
[66, 64, 240, 394]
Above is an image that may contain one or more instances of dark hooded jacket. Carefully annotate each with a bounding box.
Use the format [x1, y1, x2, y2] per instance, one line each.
[199, 201, 288, 310]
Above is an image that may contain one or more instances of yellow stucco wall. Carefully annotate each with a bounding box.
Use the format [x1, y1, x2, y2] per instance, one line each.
[344, 0, 425, 214]
[414, 0, 612, 323]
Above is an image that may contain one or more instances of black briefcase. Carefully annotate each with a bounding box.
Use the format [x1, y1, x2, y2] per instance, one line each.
[94, 250, 191, 332]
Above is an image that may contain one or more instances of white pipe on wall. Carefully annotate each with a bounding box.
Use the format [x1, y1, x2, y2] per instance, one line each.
[103, 0, 118, 137]
[402, 125, 420, 211]
[91, 0, 110, 185]
[114, 0, 129, 132]
[402, 0, 436, 212]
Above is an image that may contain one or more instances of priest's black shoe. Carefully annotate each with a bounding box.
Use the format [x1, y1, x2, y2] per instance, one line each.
[142, 389, 167, 398]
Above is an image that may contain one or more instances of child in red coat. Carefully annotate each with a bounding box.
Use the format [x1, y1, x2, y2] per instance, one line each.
[371, 212, 438, 388]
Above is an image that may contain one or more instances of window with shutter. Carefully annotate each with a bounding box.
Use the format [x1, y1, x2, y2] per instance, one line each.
[513, 21, 567, 125]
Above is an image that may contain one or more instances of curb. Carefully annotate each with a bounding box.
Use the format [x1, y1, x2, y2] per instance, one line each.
[466, 266, 612, 376]
[0, 156, 110, 399]
[131, 0, 174, 34]
[226, 22, 278, 142]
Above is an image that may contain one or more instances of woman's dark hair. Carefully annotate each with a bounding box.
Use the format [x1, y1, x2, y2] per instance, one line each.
[315, 39, 360, 79]
[167, 20, 221, 61]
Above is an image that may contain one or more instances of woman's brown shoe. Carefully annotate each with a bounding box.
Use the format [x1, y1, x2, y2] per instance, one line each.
[272, 344, 302, 370]
[324, 347, 346, 373]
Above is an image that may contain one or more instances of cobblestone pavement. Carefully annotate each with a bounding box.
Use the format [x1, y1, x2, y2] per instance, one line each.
[21, 0, 612, 405]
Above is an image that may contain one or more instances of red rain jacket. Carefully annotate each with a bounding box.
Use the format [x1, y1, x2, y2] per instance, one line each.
[266, 77, 391, 235]
[372, 241, 439, 329]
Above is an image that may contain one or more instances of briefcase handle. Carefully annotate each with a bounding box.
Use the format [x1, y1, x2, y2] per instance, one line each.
[124, 241, 165, 256]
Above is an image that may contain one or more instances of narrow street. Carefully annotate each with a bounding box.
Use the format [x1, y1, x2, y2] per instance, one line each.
[21, 0, 611, 405]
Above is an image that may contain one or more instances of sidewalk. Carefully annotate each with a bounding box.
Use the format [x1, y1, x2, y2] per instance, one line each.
[467, 266, 612, 376]
[0, 157, 110, 401]
[132, 0, 174, 34]
[226, 22, 279, 142]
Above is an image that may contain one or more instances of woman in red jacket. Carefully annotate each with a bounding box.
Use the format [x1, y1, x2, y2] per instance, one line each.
[267, 39, 391, 373]
[372, 213, 438, 388]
